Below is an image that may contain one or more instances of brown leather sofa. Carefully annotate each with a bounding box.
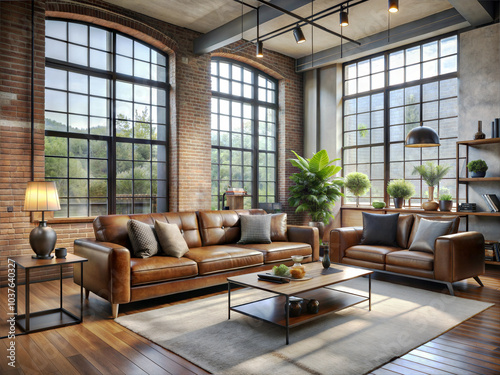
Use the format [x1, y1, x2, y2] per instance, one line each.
[74, 209, 319, 317]
[329, 214, 485, 295]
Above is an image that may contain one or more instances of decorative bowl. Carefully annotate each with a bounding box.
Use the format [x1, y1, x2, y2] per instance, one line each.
[372, 201, 386, 209]
[291, 255, 304, 263]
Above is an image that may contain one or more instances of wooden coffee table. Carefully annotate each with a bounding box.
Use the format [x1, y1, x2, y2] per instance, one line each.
[227, 262, 372, 344]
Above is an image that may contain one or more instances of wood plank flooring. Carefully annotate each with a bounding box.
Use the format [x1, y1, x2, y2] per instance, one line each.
[0, 264, 498, 375]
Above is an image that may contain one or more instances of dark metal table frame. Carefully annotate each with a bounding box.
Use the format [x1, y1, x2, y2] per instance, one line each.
[13, 254, 88, 333]
[228, 271, 371, 345]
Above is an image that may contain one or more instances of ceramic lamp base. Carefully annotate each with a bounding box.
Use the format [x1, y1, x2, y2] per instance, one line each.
[29, 221, 57, 259]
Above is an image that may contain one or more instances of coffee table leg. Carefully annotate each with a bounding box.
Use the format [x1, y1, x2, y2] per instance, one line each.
[227, 282, 231, 320]
[285, 295, 289, 345]
[369, 273, 372, 311]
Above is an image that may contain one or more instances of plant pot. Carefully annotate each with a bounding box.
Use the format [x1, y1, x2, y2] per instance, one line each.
[470, 171, 486, 178]
[308, 221, 325, 242]
[393, 197, 404, 209]
[439, 200, 453, 212]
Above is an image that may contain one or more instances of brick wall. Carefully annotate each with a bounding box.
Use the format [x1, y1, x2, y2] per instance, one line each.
[0, 0, 304, 284]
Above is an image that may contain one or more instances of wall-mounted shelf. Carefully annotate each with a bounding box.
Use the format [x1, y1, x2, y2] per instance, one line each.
[459, 177, 500, 183]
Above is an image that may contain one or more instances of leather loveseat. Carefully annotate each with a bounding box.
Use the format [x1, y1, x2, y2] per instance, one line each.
[74, 209, 319, 317]
[329, 213, 485, 295]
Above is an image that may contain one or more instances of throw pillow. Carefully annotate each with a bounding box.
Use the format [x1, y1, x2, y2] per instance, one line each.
[360, 212, 400, 247]
[270, 213, 288, 241]
[238, 214, 272, 244]
[127, 219, 159, 258]
[154, 220, 190, 258]
[408, 218, 453, 253]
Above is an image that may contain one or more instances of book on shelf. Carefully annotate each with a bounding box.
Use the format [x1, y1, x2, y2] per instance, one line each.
[481, 194, 496, 212]
[484, 194, 500, 212]
[485, 240, 500, 261]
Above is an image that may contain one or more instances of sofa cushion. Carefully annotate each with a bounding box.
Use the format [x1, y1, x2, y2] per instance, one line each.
[198, 211, 241, 246]
[397, 214, 414, 249]
[235, 242, 312, 263]
[127, 219, 159, 258]
[407, 214, 459, 248]
[271, 213, 288, 241]
[386, 250, 434, 271]
[154, 220, 190, 258]
[238, 214, 272, 244]
[130, 256, 198, 286]
[361, 212, 399, 247]
[409, 219, 453, 253]
[163, 212, 202, 248]
[345, 245, 400, 264]
[183, 245, 264, 275]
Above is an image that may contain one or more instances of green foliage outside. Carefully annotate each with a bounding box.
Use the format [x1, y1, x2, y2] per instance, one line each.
[439, 193, 453, 201]
[344, 172, 371, 197]
[386, 179, 415, 199]
[467, 159, 488, 173]
[288, 149, 343, 225]
[412, 161, 451, 187]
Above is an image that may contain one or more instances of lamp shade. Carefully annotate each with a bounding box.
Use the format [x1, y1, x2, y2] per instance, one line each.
[388, 0, 399, 13]
[256, 41, 264, 58]
[405, 125, 440, 147]
[293, 26, 306, 43]
[23, 181, 61, 212]
[340, 10, 349, 27]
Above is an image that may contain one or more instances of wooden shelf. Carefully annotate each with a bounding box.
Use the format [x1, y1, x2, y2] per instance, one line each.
[457, 138, 500, 146]
[485, 260, 500, 266]
[459, 177, 500, 183]
[340, 206, 500, 217]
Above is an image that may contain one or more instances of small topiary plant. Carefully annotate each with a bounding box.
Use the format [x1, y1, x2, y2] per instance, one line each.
[344, 172, 371, 197]
[439, 194, 453, 201]
[386, 179, 415, 199]
[467, 159, 488, 173]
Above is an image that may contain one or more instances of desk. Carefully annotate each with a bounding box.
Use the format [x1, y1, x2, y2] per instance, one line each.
[11, 254, 87, 333]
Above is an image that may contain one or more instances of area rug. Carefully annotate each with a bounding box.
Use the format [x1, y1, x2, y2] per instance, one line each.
[115, 279, 492, 375]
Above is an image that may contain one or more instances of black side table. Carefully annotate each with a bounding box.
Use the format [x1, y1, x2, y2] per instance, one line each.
[11, 253, 88, 333]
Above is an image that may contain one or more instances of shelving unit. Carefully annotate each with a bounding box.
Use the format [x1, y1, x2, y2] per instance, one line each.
[456, 138, 500, 264]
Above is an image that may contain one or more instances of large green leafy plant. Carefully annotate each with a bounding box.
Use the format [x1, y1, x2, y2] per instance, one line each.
[288, 150, 343, 225]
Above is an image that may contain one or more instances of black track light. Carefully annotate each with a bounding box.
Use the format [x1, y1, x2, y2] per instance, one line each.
[388, 0, 399, 13]
[256, 40, 264, 58]
[293, 26, 306, 44]
[340, 10, 349, 27]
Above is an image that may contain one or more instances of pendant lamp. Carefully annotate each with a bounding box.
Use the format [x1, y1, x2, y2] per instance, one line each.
[405, 123, 440, 147]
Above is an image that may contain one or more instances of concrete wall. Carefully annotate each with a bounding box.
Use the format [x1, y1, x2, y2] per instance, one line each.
[459, 23, 500, 241]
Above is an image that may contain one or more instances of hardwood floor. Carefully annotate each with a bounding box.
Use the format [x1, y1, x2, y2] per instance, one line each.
[1, 264, 499, 375]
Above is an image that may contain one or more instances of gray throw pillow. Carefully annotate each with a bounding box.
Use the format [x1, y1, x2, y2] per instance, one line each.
[409, 218, 453, 253]
[238, 214, 272, 244]
[127, 219, 159, 258]
[154, 220, 189, 258]
[360, 212, 400, 247]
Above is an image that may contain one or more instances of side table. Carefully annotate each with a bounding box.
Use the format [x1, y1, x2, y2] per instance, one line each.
[11, 253, 88, 333]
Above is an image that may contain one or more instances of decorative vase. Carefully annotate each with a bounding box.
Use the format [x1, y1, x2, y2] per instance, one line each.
[393, 197, 404, 209]
[306, 299, 320, 314]
[308, 221, 325, 242]
[470, 171, 486, 178]
[285, 297, 303, 317]
[322, 247, 331, 269]
[422, 186, 439, 211]
[439, 200, 453, 212]
[474, 120, 485, 140]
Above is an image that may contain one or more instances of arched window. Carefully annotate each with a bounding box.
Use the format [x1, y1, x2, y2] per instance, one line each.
[44, 20, 169, 217]
[210, 58, 278, 209]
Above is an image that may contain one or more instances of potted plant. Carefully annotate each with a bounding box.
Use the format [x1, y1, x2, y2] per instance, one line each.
[439, 193, 453, 212]
[386, 179, 415, 208]
[344, 172, 371, 207]
[412, 161, 451, 211]
[467, 159, 488, 178]
[288, 150, 344, 240]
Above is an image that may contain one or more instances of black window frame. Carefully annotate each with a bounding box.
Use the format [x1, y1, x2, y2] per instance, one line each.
[44, 19, 169, 217]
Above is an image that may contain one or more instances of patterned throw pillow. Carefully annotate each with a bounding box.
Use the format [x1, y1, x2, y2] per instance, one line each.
[237, 214, 272, 244]
[127, 219, 159, 258]
[154, 220, 189, 258]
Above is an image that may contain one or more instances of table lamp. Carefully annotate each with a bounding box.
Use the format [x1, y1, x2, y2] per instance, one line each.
[23, 181, 61, 259]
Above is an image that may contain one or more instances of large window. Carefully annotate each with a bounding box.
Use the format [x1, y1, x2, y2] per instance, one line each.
[343, 35, 459, 206]
[210, 59, 278, 209]
[44, 20, 168, 217]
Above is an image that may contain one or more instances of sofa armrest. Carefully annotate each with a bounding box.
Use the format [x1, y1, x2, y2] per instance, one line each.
[329, 227, 363, 263]
[434, 231, 485, 283]
[287, 225, 320, 261]
[73, 238, 131, 304]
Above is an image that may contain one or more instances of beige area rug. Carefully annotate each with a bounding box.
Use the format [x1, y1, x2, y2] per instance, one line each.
[116, 278, 492, 375]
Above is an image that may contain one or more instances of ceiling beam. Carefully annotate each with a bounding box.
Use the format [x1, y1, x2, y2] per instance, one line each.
[193, 0, 310, 55]
[296, 9, 468, 72]
[448, 0, 494, 26]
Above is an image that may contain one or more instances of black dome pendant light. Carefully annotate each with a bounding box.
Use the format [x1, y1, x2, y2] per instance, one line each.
[405, 123, 440, 147]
